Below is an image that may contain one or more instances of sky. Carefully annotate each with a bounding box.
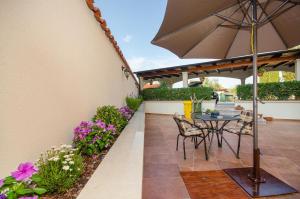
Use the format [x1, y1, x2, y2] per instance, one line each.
[95, 0, 251, 88]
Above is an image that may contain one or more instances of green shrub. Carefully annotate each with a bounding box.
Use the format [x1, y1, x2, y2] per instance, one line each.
[36, 145, 83, 193]
[237, 81, 300, 100]
[93, 105, 128, 132]
[126, 97, 143, 111]
[73, 121, 116, 156]
[142, 87, 213, 101]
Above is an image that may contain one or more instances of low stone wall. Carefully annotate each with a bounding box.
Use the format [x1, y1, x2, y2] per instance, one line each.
[77, 104, 145, 199]
[144, 100, 300, 120]
[235, 100, 300, 120]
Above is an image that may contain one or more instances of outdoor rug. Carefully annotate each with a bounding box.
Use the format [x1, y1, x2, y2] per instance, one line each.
[180, 170, 249, 199]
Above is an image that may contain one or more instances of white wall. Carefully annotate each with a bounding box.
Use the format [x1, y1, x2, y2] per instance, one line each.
[0, 0, 138, 177]
[235, 101, 300, 120]
[145, 101, 300, 120]
[144, 101, 216, 115]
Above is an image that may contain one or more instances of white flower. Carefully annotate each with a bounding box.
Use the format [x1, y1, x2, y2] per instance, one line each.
[66, 158, 72, 162]
[64, 155, 69, 158]
[53, 157, 59, 161]
[77, 168, 81, 171]
[69, 161, 74, 165]
[62, 161, 67, 164]
[63, 165, 70, 171]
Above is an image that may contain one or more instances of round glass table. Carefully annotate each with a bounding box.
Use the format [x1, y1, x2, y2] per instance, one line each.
[192, 113, 240, 157]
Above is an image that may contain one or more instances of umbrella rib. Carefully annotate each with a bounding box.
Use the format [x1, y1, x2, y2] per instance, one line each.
[215, 14, 250, 26]
[258, 0, 271, 22]
[260, 0, 289, 23]
[260, 4, 296, 24]
[237, 0, 251, 24]
[181, 3, 246, 58]
[256, 1, 289, 48]
[152, 0, 249, 44]
[224, 1, 252, 58]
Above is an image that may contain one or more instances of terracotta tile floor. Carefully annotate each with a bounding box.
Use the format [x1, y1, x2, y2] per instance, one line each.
[143, 114, 300, 199]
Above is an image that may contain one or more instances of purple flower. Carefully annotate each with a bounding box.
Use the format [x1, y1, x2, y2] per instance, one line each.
[119, 106, 133, 120]
[92, 135, 102, 143]
[73, 121, 94, 141]
[11, 162, 38, 181]
[106, 124, 116, 132]
[95, 120, 106, 129]
[18, 196, 38, 199]
[80, 121, 93, 128]
[0, 179, 4, 187]
[0, 194, 6, 199]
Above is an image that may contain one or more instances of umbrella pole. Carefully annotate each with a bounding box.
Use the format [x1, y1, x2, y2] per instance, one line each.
[249, 0, 264, 183]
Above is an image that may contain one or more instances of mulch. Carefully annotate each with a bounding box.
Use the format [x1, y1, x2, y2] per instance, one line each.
[180, 170, 250, 199]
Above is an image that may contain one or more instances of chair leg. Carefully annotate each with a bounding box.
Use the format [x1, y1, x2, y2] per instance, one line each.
[183, 137, 187, 160]
[236, 133, 242, 159]
[193, 136, 197, 149]
[176, 134, 180, 151]
[195, 137, 198, 149]
[203, 134, 208, 160]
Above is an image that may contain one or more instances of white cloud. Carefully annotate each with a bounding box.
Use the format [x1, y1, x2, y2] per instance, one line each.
[123, 34, 132, 43]
[128, 56, 214, 72]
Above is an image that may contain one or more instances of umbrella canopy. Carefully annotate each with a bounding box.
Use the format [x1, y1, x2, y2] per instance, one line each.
[152, 0, 300, 59]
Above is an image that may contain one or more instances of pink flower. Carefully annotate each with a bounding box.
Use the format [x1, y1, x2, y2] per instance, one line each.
[18, 196, 38, 199]
[95, 120, 106, 129]
[11, 162, 38, 181]
[0, 179, 4, 187]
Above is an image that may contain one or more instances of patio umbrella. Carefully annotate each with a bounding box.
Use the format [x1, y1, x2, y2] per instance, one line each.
[152, 0, 300, 197]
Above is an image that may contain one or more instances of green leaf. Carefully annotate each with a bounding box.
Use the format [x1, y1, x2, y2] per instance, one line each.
[7, 191, 17, 199]
[4, 176, 17, 185]
[33, 187, 47, 195]
[31, 174, 42, 182]
[16, 188, 34, 195]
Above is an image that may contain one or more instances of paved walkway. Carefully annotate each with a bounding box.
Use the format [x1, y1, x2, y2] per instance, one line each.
[142, 114, 300, 199]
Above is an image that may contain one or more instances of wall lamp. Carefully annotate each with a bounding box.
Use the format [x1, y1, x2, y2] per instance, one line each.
[122, 66, 130, 79]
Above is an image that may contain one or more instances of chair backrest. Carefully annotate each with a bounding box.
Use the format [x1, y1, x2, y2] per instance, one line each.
[173, 113, 188, 135]
[238, 110, 253, 135]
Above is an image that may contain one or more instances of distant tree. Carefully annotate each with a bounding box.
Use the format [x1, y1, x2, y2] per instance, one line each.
[282, 72, 295, 82]
[203, 78, 222, 90]
[259, 71, 280, 83]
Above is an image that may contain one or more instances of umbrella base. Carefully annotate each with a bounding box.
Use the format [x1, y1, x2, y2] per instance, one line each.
[224, 167, 298, 198]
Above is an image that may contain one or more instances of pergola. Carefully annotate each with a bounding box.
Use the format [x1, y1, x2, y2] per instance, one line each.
[135, 49, 300, 89]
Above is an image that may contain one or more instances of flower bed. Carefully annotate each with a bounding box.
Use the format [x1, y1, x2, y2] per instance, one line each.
[0, 99, 141, 199]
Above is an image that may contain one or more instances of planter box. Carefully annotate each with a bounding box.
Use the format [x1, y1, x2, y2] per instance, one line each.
[77, 104, 145, 199]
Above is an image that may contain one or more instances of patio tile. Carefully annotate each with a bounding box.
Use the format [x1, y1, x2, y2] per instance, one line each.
[143, 163, 180, 178]
[143, 114, 300, 199]
[143, 177, 190, 199]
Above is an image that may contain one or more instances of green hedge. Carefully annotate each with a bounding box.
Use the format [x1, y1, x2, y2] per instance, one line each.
[142, 87, 213, 101]
[237, 81, 300, 100]
[126, 97, 143, 111]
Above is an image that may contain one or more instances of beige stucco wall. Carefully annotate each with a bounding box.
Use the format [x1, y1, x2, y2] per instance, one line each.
[0, 0, 138, 177]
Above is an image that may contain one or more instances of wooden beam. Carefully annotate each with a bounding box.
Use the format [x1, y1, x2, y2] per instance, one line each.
[141, 55, 298, 78]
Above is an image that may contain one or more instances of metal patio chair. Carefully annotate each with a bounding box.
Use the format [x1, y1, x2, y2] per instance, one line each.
[173, 113, 210, 160]
[222, 110, 253, 158]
